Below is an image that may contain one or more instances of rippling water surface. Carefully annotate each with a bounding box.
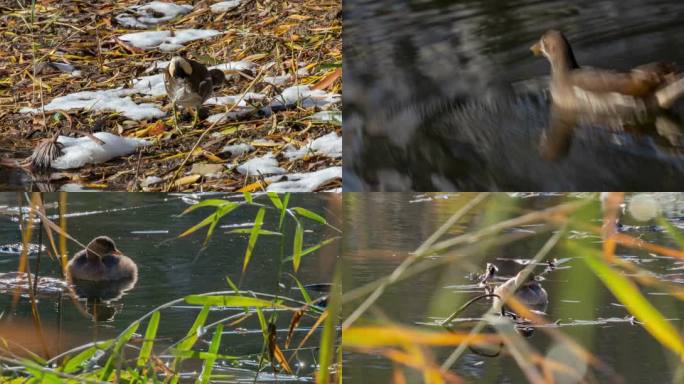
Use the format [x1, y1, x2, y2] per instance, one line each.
[344, 0, 684, 190]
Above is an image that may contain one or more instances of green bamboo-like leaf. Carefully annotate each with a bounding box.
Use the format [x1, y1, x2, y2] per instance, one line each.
[62, 340, 114, 374]
[256, 307, 268, 340]
[243, 207, 266, 272]
[100, 321, 140, 381]
[169, 305, 211, 384]
[243, 192, 253, 204]
[317, 270, 340, 384]
[180, 199, 234, 215]
[658, 216, 684, 250]
[288, 273, 312, 304]
[23, 361, 62, 384]
[293, 219, 304, 272]
[228, 228, 281, 236]
[185, 295, 289, 309]
[284, 237, 340, 262]
[137, 311, 160, 367]
[574, 242, 684, 356]
[225, 276, 240, 293]
[267, 192, 283, 210]
[279, 193, 291, 229]
[292, 207, 327, 225]
[178, 213, 216, 238]
[203, 203, 240, 245]
[198, 324, 223, 384]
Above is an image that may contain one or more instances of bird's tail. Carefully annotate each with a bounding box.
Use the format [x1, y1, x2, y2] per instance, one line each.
[656, 76, 684, 109]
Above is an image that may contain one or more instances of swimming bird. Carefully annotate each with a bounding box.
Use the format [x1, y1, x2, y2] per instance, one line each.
[66, 236, 138, 282]
[164, 56, 226, 131]
[531, 30, 684, 113]
[492, 271, 548, 314]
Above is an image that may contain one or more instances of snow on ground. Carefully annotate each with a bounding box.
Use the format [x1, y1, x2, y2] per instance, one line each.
[267, 85, 340, 110]
[221, 143, 254, 158]
[204, 92, 266, 106]
[235, 153, 286, 176]
[266, 167, 341, 192]
[21, 61, 337, 123]
[284, 132, 342, 160]
[51, 132, 149, 169]
[309, 111, 342, 124]
[20, 89, 165, 120]
[118, 29, 222, 51]
[115, 2, 193, 28]
[210, 0, 244, 13]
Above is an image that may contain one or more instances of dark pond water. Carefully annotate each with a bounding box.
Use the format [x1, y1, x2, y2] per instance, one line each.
[342, 193, 684, 383]
[344, 0, 684, 191]
[0, 192, 340, 382]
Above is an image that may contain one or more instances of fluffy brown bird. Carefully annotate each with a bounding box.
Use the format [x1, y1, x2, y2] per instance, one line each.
[66, 236, 138, 282]
[164, 56, 226, 130]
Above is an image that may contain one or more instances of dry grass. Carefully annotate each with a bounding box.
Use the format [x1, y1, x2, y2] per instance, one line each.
[0, 0, 342, 191]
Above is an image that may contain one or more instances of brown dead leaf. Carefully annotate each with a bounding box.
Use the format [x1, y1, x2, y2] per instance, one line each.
[312, 68, 341, 90]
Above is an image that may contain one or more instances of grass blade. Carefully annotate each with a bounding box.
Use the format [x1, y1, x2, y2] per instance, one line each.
[185, 295, 289, 309]
[292, 207, 327, 225]
[292, 219, 304, 272]
[573, 242, 684, 358]
[198, 324, 223, 384]
[137, 311, 160, 367]
[243, 207, 266, 272]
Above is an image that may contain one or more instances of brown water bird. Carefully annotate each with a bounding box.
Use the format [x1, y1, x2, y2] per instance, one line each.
[531, 30, 684, 113]
[67, 236, 138, 282]
[164, 56, 226, 130]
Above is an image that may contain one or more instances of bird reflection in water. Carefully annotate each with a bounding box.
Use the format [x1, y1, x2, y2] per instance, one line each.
[531, 30, 684, 160]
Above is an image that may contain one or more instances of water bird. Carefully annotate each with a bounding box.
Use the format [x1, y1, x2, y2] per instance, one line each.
[531, 30, 684, 113]
[492, 271, 548, 314]
[164, 56, 226, 131]
[67, 236, 138, 282]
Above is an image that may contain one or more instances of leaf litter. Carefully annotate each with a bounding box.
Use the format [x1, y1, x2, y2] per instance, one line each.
[0, 0, 342, 191]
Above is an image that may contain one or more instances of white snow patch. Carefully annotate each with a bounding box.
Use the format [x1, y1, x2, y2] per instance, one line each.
[266, 167, 341, 192]
[210, 0, 244, 13]
[118, 29, 222, 51]
[263, 75, 291, 86]
[269, 85, 340, 109]
[115, 2, 193, 28]
[209, 61, 256, 72]
[52, 132, 150, 170]
[309, 111, 342, 124]
[221, 143, 254, 157]
[236, 153, 286, 176]
[206, 108, 254, 123]
[132, 73, 167, 96]
[283, 132, 342, 160]
[204, 92, 266, 106]
[19, 89, 165, 120]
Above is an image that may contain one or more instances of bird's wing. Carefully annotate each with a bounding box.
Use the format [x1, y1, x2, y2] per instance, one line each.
[163, 69, 175, 97]
[198, 78, 214, 101]
[569, 67, 670, 97]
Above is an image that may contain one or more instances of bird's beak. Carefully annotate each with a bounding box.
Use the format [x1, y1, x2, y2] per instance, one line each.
[530, 41, 542, 56]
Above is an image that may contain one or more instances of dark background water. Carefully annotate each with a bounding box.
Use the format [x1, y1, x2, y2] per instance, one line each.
[0, 192, 340, 381]
[344, 0, 684, 191]
[342, 193, 684, 383]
